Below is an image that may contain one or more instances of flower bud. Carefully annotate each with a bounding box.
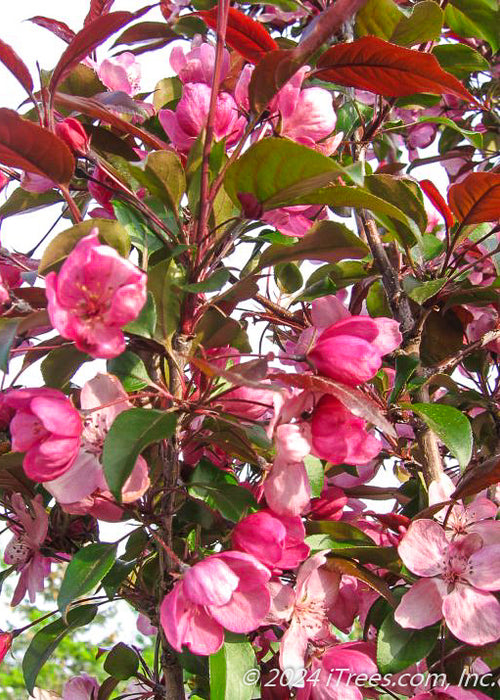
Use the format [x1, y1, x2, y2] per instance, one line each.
[55, 118, 90, 154]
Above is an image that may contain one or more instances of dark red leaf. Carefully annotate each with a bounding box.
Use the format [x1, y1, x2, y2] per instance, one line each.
[198, 7, 278, 64]
[0, 109, 75, 184]
[269, 372, 397, 437]
[84, 0, 115, 26]
[111, 21, 176, 49]
[420, 179, 454, 229]
[49, 11, 136, 94]
[54, 93, 169, 151]
[160, 0, 175, 22]
[452, 454, 500, 500]
[29, 16, 76, 44]
[315, 37, 476, 102]
[448, 172, 500, 226]
[0, 38, 34, 95]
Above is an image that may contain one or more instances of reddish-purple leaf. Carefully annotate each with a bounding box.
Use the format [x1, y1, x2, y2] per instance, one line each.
[420, 179, 454, 229]
[0, 38, 33, 95]
[315, 36, 476, 102]
[84, 0, 115, 26]
[0, 109, 75, 184]
[49, 11, 136, 94]
[448, 172, 500, 226]
[269, 372, 397, 437]
[198, 7, 278, 64]
[29, 16, 76, 44]
[452, 454, 500, 500]
[111, 21, 177, 49]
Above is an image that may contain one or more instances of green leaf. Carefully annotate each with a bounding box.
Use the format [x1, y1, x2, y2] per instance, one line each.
[107, 350, 150, 392]
[390, 1, 443, 46]
[304, 455, 324, 498]
[58, 543, 117, 614]
[152, 76, 183, 110]
[275, 262, 303, 294]
[209, 633, 258, 700]
[112, 200, 163, 255]
[145, 150, 186, 211]
[417, 115, 483, 149]
[41, 346, 89, 389]
[103, 408, 177, 500]
[258, 220, 369, 270]
[0, 318, 20, 372]
[445, 0, 499, 52]
[124, 291, 157, 338]
[366, 279, 391, 317]
[405, 277, 447, 304]
[388, 353, 419, 404]
[0, 187, 63, 219]
[182, 268, 230, 293]
[432, 43, 490, 79]
[377, 610, 439, 674]
[365, 174, 427, 245]
[104, 643, 139, 680]
[355, 0, 403, 40]
[189, 459, 257, 522]
[405, 402, 473, 469]
[102, 558, 135, 598]
[147, 258, 184, 344]
[38, 219, 130, 275]
[22, 605, 98, 694]
[307, 520, 375, 544]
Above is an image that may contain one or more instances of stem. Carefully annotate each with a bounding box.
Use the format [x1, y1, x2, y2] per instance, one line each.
[60, 185, 82, 224]
[415, 385, 444, 485]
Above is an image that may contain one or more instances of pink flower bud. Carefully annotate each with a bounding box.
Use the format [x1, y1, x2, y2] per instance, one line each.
[98, 52, 141, 96]
[0, 632, 12, 663]
[46, 231, 147, 359]
[55, 118, 90, 154]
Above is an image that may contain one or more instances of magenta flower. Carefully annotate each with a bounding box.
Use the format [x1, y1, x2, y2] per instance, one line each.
[308, 315, 402, 387]
[413, 687, 491, 700]
[45, 374, 150, 522]
[159, 83, 246, 154]
[62, 675, 99, 700]
[0, 632, 12, 664]
[4, 494, 53, 606]
[160, 551, 271, 655]
[3, 388, 82, 482]
[232, 508, 309, 571]
[45, 231, 147, 359]
[395, 519, 500, 645]
[97, 52, 141, 96]
[311, 395, 382, 465]
[266, 551, 340, 677]
[55, 118, 90, 155]
[170, 41, 230, 86]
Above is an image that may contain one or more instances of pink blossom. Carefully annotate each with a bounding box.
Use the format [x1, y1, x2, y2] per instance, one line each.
[55, 118, 90, 154]
[266, 552, 340, 676]
[160, 551, 271, 655]
[0, 257, 22, 306]
[0, 632, 12, 663]
[309, 486, 347, 521]
[170, 40, 230, 86]
[88, 165, 115, 216]
[0, 171, 8, 192]
[137, 613, 157, 636]
[159, 83, 246, 154]
[3, 388, 82, 482]
[4, 494, 52, 606]
[308, 315, 402, 386]
[262, 204, 327, 238]
[45, 374, 150, 521]
[45, 231, 147, 359]
[429, 473, 500, 544]
[62, 675, 99, 700]
[311, 395, 382, 465]
[296, 642, 377, 700]
[98, 52, 141, 96]
[395, 519, 500, 645]
[232, 508, 309, 571]
[412, 687, 492, 700]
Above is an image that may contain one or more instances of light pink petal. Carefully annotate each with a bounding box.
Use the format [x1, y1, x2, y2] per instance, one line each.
[121, 456, 150, 503]
[465, 545, 500, 590]
[266, 579, 295, 623]
[264, 457, 311, 517]
[311, 295, 350, 328]
[465, 497, 498, 523]
[371, 317, 403, 355]
[443, 584, 500, 645]
[45, 451, 102, 504]
[397, 519, 448, 576]
[184, 557, 239, 606]
[280, 620, 308, 676]
[394, 577, 446, 629]
[81, 372, 130, 425]
[217, 550, 272, 590]
[208, 586, 271, 634]
[469, 520, 500, 546]
[30, 397, 81, 437]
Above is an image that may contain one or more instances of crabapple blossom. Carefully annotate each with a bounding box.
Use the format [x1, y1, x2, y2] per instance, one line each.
[170, 40, 230, 86]
[45, 373, 150, 521]
[45, 231, 147, 359]
[412, 688, 492, 700]
[62, 675, 99, 700]
[2, 388, 82, 481]
[0, 632, 12, 663]
[4, 494, 53, 606]
[395, 519, 500, 644]
[160, 551, 271, 655]
[97, 52, 141, 95]
[55, 118, 90, 154]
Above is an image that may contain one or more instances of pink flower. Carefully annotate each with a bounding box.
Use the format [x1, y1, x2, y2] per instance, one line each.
[55, 118, 90, 154]
[160, 551, 271, 655]
[232, 508, 309, 571]
[4, 494, 52, 606]
[309, 486, 347, 521]
[262, 204, 327, 238]
[308, 315, 402, 386]
[266, 552, 340, 676]
[429, 473, 500, 545]
[98, 52, 141, 96]
[45, 231, 147, 359]
[170, 41, 230, 85]
[395, 519, 500, 645]
[137, 613, 157, 636]
[88, 165, 115, 216]
[413, 687, 492, 700]
[311, 395, 382, 465]
[296, 642, 378, 700]
[45, 374, 150, 521]
[0, 171, 8, 192]
[274, 66, 338, 154]
[3, 388, 82, 482]
[62, 675, 99, 700]
[159, 83, 246, 154]
[0, 632, 12, 663]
